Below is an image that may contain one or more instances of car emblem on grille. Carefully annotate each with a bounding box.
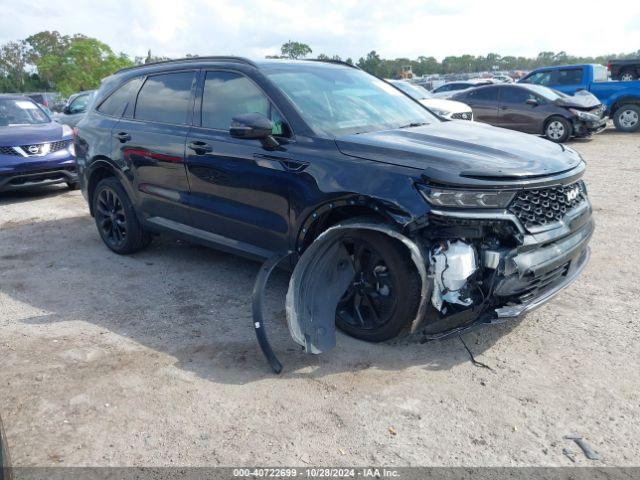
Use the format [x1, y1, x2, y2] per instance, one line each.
[27, 145, 40, 154]
[566, 187, 580, 201]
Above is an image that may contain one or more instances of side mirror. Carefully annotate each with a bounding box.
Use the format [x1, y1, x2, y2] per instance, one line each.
[230, 113, 279, 149]
[526, 98, 539, 106]
[62, 106, 71, 115]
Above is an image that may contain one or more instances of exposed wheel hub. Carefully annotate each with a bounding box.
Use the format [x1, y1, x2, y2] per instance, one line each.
[619, 109, 639, 128]
[337, 238, 397, 331]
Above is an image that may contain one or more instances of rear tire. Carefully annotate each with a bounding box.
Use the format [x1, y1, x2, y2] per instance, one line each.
[620, 69, 637, 81]
[335, 230, 421, 342]
[613, 104, 640, 132]
[93, 177, 151, 254]
[544, 116, 572, 143]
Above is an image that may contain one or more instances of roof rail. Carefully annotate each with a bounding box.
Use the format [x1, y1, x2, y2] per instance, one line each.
[115, 56, 257, 74]
[305, 58, 360, 69]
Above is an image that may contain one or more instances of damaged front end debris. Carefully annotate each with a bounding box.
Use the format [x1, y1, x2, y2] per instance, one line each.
[253, 185, 593, 373]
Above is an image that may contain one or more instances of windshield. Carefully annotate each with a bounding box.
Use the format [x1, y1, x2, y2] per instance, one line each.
[265, 65, 438, 136]
[390, 81, 433, 100]
[522, 85, 568, 101]
[0, 98, 50, 126]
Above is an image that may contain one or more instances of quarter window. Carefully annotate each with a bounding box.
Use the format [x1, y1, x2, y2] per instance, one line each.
[467, 87, 499, 101]
[201, 71, 288, 136]
[98, 78, 143, 117]
[134, 72, 195, 125]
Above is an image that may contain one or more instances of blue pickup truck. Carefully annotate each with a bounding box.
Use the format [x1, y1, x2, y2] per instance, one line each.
[519, 64, 640, 132]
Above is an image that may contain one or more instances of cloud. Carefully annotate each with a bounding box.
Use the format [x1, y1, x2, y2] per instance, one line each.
[1, 0, 639, 62]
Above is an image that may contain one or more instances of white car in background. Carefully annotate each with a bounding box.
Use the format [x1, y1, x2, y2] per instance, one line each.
[491, 74, 514, 83]
[388, 79, 474, 120]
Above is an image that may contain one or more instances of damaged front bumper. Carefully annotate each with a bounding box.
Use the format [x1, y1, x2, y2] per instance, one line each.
[494, 246, 590, 319]
[422, 198, 594, 337]
[254, 192, 593, 368]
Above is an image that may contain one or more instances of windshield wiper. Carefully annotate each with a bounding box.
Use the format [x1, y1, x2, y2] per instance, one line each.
[398, 122, 429, 129]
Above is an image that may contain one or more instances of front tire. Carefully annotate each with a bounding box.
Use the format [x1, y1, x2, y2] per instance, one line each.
[544, 116, 572, 143]
[66, 181, 79, 190]
[93, 177, 151, 254]
[613, 104, 640, 132]
[335, 231, 421, 342]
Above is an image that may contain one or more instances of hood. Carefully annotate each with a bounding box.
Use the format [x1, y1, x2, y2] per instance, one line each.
[0, 122, 67, 146]
[420, 98, 471, 114]
[554, 90, 601, 109]
[335, 121, 583, 185]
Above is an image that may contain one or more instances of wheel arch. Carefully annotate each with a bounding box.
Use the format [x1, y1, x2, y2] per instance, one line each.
[610, 96, 640, 116]
[286, 220, 430, 354]
[294, 197, 412, 255]
[543, 115, 572, 138]
[86, 157, 127, 216]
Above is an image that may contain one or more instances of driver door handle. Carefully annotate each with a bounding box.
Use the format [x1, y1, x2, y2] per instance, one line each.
[187, 141, 213, 154]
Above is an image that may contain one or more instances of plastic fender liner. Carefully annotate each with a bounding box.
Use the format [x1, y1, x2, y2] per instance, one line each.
[286, 222, 430, 354]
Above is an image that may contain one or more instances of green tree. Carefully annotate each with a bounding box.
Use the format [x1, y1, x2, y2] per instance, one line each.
[0, 41, 30, 90]
[280, 41, 312, 59]
[357, 50, 384, 76]
[37, 37, 133, 96]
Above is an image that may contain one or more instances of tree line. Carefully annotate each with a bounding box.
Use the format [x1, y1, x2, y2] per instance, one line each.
[1, 32, 638, 96]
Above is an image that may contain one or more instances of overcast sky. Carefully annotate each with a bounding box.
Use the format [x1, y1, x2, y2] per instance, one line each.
[2, 0, 639, 61]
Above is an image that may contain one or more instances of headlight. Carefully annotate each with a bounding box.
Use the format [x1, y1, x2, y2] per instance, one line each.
[568, 109, 599, 122]
[419, 186, 515, 208]
[62, 124, 73, 136]
[68, 142, 75, 156]
[430, 108, 451, 118]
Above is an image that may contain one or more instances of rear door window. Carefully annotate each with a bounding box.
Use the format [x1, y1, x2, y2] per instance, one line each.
[201, 71, 288, 136]
[556, 68, 583, 85]
[134, 71, 196, 125]
[500, 87, 537, 104]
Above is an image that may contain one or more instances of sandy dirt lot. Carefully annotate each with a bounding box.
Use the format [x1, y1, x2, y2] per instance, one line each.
[1, 127, 639, 467]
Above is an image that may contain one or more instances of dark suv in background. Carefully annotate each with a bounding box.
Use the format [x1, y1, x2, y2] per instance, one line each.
[76, 57, 593, 351]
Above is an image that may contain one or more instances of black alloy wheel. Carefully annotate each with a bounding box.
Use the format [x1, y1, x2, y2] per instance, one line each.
[335, 231, 420, 342]
[96, 186, 128, 249]
[92, 177, 151, 254]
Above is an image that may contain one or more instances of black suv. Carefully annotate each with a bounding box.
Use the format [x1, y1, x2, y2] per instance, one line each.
[76, 57, 593, 350]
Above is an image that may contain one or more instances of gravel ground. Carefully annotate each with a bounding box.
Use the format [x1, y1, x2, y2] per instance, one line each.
[1, 127, 639, 467]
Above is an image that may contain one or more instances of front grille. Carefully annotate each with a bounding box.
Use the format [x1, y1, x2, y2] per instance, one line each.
[50, 139, 72, 152]
[517, 262, 571, 303]
[19, 139, 71, 156]
[508, 181, 587, 229]
[451, 112, 473, 120]
[0, 146, 18, 156]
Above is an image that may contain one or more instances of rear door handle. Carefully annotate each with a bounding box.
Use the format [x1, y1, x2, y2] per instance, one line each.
[114, 132, 131, 143]
[187, 141, 213, 154]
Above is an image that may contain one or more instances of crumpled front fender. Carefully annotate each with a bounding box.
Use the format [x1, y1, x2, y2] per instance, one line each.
[286, 222, 430, 354]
